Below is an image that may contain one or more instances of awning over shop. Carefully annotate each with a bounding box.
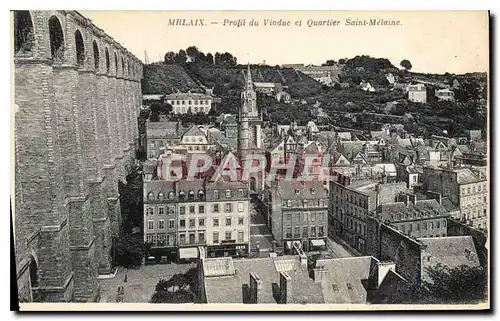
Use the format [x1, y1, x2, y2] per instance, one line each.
[179, 247, 199, 259]
[310, 239, 326, 247]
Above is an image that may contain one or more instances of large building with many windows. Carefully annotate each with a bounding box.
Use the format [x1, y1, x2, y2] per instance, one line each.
[143, 181, 178, 261]
[264, 180, 328, 253]
[423, 166, 488, 230]
[165, 92, 213, 114]
[143, 177, 251, 261]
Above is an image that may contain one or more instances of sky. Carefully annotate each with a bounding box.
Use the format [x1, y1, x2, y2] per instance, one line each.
[81, 10, 489, 74]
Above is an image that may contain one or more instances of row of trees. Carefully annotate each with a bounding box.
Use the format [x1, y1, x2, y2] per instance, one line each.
[164, 46, 237, 67]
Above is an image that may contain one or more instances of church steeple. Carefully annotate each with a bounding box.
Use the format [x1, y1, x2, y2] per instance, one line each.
[246, 63, 253, 88]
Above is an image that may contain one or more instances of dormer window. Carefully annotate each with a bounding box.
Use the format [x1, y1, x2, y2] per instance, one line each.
[158, 192, 164, 200]
[295, 189, 300, 195]
[287, 200, 292, 207]
[188, 190, 195, 200]
[311, 188, 316, 195]
[238, 189, 244, 198]
[198, 190, 205, 199]
[226, 190, 232, 198]
[214, 190, 219, 199]
[147, 192, 154, 200]
[303, 200, 308, 208]
[179, 190, 186, 199]
[168, 191, 175, 200]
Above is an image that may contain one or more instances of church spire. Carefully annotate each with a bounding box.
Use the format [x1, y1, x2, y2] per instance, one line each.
[246, 62, 253, 87]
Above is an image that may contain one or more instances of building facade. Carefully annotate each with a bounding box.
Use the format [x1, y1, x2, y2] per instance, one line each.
[143, 178, 251, 261]
[329, 178, 378, 253]
[166, 92, 213, 114]
[407, 83, 427, 103]
[423, 166, 488, 230]
[435, 88, 455, 101]
[265, 181, 328, 252]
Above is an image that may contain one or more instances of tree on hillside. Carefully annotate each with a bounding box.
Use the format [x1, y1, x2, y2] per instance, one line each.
[323, 60, 337, 66]
[186, 46, 199, 57]
[338, 58, 347, 64]
[206, 53, 214, 65]
[175, 49, 187, 64]
[164, 51, 175, 64]
[400, 59, 412, 71]
[214, 52, 221, 65]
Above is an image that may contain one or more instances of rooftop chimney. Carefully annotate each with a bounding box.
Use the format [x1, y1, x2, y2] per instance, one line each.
[249, 272, 262, 304]
[368, 259, 396, 290]
[313, 266, 328, 283]
[279, 271, 292, 304]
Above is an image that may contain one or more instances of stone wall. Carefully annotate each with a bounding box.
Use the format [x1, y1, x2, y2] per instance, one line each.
[13, 10, 142, 302]
[366, 216, 424, 285]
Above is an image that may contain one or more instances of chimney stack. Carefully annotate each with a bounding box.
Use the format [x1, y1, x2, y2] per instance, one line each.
[249, 272, 262, 304]
[279, 271, 292, 304]
[369, 259, 397, 290]
[313, 266, 328, 283]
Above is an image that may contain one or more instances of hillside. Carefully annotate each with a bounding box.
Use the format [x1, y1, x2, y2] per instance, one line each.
[140, 49, 487, 137]
[181, 64, 323, 115]
[141, 63, 201, 94]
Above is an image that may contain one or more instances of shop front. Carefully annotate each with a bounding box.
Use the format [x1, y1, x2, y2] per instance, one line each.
[207, 241, 249, 258]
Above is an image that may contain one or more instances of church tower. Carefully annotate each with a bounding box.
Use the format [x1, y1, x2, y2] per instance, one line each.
[238, 64, 262, 158]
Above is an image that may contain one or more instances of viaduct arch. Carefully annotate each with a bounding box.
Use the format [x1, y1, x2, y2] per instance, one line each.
[13, 10, 143, 302]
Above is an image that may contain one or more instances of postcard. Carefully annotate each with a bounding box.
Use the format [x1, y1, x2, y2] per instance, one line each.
[11, 10, 489, 311]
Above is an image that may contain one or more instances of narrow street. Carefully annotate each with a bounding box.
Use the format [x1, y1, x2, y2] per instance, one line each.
[249, 198, 275, 254]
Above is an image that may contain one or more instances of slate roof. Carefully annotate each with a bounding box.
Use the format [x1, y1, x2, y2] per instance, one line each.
[165, 92, 212, 100]
[455, 168, 484, 184]
[340, 141, 364, 160]
[441, 197, 460, 212]
[379, 199, 449, 223]
[146, 121, 181, 138]
[418, 236, 481, 283]
[203, 256, 324, 304]
[315, 256, 376, 304]
[182, 125, 207, 138]
[277, 180, 328, 200]
[143, 180, 176, 200]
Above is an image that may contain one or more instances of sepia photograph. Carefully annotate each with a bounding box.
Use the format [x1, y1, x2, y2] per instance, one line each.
[11, 9, 490, 311]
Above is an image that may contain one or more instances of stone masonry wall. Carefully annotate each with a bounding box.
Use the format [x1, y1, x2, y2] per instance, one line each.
[14, 10, 142, 302]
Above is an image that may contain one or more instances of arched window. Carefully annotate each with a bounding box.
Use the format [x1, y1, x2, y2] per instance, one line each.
[168, 191, 175, 200]
[105, 48, 110, 73]
[74, 30, 85, 66]
[28, 255, 39, 287]
[92, 40, 99, 70]
[147, 192, 154, 200]
[158, 192, 164, 200]
[14, 11, 34, 55]
[49, 16, 64, 62]
[198, 190, 205, 199]
[250, 177, 256, 193]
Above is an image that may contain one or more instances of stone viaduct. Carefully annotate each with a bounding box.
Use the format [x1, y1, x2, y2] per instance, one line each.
[13, 10, 143, 302]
